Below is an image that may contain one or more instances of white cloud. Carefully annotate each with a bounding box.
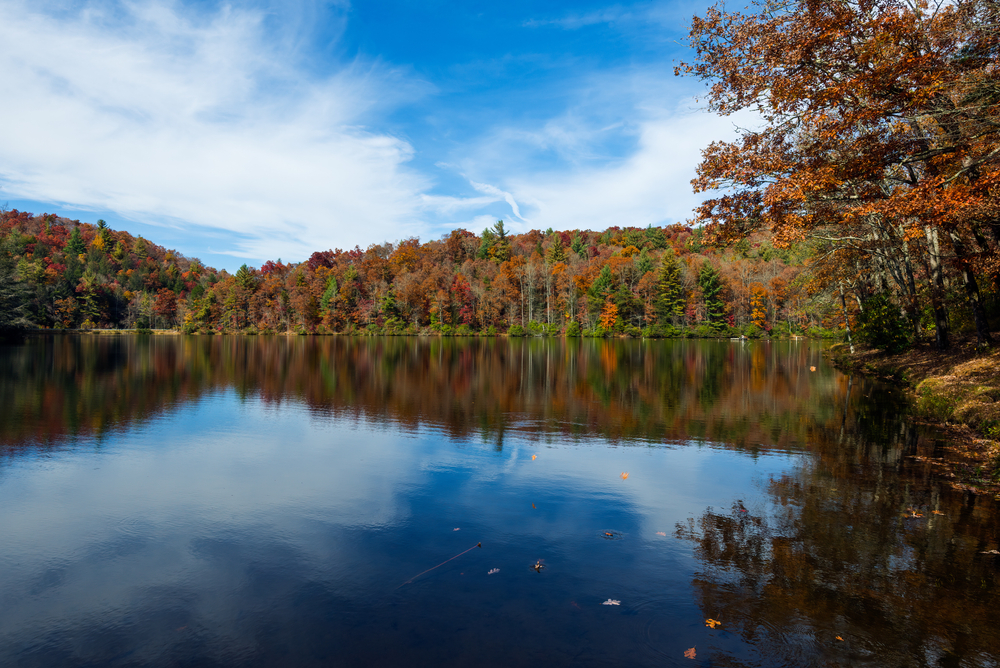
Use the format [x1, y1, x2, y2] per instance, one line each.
[0, 0, 430, 260]
[504, 104, 759, 231]
[467, 180, 528, 222]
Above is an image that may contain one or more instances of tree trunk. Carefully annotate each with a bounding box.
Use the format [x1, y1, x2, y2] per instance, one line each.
[839, 282, 855, 354]
[948, 229, 994, 347]
[924, 225, 950, 349]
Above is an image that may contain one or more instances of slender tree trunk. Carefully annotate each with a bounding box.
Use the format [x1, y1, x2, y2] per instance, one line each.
[924, 225, 950, 349]
[839, 282, 855, 354]
[898, 223, 921, 336]
[948, 229, 994, 347]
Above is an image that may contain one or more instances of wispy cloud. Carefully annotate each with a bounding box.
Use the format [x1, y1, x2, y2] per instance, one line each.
[0, 0, 430, 260]
[439, 62, 755, 233]
[467, 180, 528, 222]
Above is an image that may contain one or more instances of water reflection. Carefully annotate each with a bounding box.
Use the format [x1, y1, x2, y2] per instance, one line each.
[2, 335, 840, 449]
[0, 335, 996, 667]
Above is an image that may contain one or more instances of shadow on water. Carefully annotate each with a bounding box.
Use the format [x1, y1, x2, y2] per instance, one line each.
[0, 335, 996, 667]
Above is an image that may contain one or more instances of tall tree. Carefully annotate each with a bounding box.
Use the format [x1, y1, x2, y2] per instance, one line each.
[656, 250, 685, 325]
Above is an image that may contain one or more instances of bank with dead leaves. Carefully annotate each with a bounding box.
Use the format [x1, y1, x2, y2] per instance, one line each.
[826, 341, 1000, 494]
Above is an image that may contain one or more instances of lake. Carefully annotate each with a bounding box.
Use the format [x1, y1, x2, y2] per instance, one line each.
[1, 335, 998, 667]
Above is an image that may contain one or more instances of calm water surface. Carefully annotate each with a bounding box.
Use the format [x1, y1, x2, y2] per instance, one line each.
[1, 335, 998, 667]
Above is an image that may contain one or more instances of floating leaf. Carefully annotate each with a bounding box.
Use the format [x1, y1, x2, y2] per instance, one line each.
[836, 636, 844, 641]
[488, 568, 499, 575]
[656, 531, 667, 536]
[684, 647, 696, 659]
[705, 618, 721, 629]
[602, 599, 621, 606]
[532, 455, 537, 460]
[981, 549, 1000, 554]
[810, 366, 816, 372]
[532, 503, 536, 509]
[932, 510, 945, 515]
[620, 472, 629, 480]
[453, 527, 461, 531]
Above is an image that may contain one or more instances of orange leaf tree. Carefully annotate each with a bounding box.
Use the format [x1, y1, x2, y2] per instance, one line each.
[680, 0, 1000, 348]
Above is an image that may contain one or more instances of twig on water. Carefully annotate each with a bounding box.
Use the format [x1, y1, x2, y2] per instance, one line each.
[395, 542, 482, 589]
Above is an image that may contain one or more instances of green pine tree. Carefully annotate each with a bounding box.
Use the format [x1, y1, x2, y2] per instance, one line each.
[66, 226, 86, 256]
[656, 251, 684, 324]
[697, 262, 726, 329]
[546, 238, 567, 265]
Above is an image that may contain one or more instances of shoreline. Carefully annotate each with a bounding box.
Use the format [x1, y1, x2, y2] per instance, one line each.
[826, 340, 1000, 496]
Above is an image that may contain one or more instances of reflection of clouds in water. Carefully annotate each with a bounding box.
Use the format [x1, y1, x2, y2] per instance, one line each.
[0, 393, 424, 640]
[0, 383, 808, 666]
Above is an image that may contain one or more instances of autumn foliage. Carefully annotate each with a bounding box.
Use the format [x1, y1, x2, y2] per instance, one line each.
[680, 0, 1000, 349]
[0, 212, 838, 338]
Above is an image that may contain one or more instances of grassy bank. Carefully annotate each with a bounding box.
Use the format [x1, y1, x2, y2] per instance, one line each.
[827, 339, 1000, 494]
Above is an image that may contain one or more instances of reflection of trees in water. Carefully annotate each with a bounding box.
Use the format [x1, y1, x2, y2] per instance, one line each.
[6, 335, 841, 449]
[676, 413, 1000, 667]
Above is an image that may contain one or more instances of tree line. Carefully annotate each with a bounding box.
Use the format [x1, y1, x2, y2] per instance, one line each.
[0, 211, 837, 338]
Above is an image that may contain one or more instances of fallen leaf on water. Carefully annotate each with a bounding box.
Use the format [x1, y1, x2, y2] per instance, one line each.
[684, 647, 696, 659]
[911, 513, 924, 518]
[932, 510, 945, 515]
[981, 549, 1000, 554]
[836, 636, 844, 641]
[488, 568, 499, 575]
[656, 531, 666, 536]
[453, 528, 461, 531]
[602, 599, 621, 606]
[532, 503, 536, 509]
[705, 618, 721, 629]
[532, 455, 537, 460]
[810, 366, 816, 372]
[620, 472, 629, 480]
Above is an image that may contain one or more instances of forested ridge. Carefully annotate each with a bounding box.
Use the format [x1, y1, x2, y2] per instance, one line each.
[0, 211, 833, 338]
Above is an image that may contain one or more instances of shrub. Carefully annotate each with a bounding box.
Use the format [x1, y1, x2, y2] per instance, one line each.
[565, 321, 581, 337]
[508, 324, 526, 337]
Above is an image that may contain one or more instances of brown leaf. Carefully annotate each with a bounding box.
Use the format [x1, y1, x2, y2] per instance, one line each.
[684, 647, 696, 659]
[705, 618, 721, 629]
[620, 472, 629, 480]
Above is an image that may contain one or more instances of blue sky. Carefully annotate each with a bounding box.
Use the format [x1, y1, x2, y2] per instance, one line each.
[0, 0, 749, 272]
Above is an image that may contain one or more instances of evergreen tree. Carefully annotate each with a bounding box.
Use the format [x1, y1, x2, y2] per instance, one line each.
[656, 251, 685, 324]
[546, 238, 567, 265]
[571, 232, 585, 256]
[588, 264, 615, 315]
[697, 262, 726, 329]
[66, 226, 86, 256]
[235, 264, 258, 292]
[636, 248, 653, 275]
[0, 237, 31, 335]
[645, 225, 668, 249]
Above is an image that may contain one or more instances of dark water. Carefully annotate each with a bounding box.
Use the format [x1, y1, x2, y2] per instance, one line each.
[1, 335, 998, 667]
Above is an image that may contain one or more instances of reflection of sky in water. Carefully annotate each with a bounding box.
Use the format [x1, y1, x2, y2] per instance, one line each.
[0, 390, 800, 666]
